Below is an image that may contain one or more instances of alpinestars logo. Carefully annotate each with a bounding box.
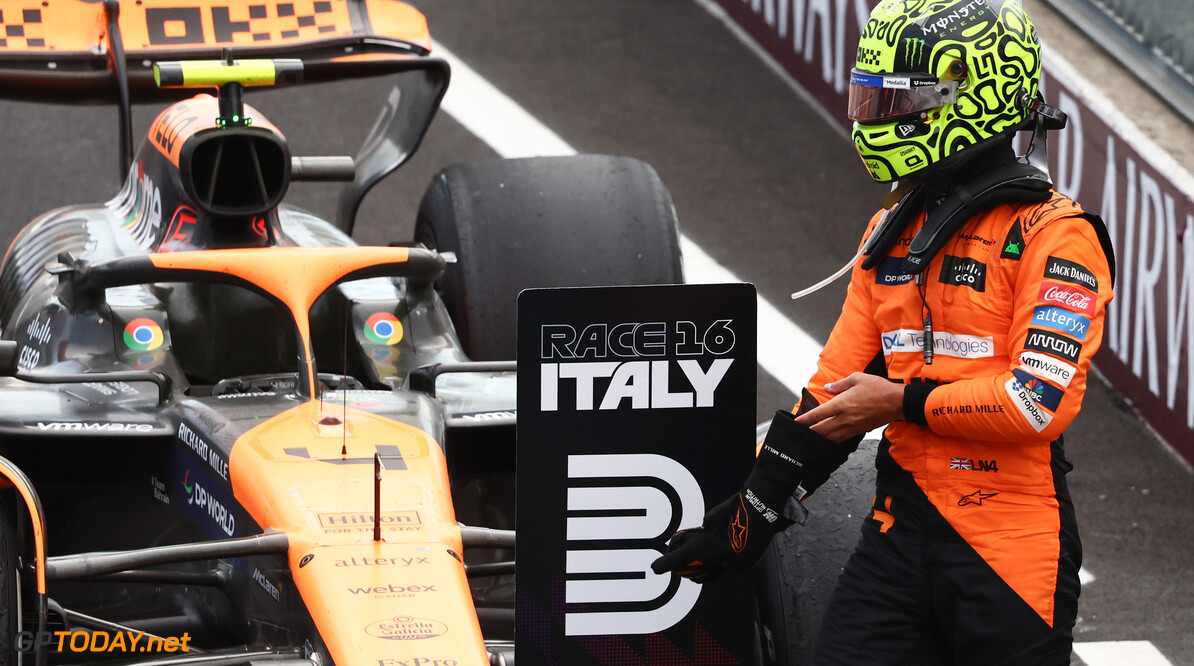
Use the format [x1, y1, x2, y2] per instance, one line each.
[729, 500, 748, 554]
[957, 490, 998, 506]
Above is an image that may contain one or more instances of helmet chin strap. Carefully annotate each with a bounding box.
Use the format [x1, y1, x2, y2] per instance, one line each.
[790, 98, 1067, 301]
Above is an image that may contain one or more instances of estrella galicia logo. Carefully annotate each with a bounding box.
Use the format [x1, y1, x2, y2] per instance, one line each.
[1001, 223, 1025, 260]
[563, 453, 703, 637]
[938, 255, 987, 292]
[875, 257, 915, 286]
[1044, 256, 1099, 292]
[1012, 369, 1064, 411]
[1031, 306, 1090, 341]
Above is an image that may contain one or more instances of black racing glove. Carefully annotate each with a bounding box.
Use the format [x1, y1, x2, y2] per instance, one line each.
[650, 407, 855, 583]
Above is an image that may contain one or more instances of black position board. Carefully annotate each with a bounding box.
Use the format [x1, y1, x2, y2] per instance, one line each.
[516, 283, 757, 665]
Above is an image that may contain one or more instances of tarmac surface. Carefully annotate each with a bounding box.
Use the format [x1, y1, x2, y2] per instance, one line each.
[0, 0, 1191, 663]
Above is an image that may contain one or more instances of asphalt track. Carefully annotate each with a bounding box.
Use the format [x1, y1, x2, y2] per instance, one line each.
[1, 1, 1192, 664]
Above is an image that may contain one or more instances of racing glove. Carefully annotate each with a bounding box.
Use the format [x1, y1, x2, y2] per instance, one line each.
[651, 404, 856, 583]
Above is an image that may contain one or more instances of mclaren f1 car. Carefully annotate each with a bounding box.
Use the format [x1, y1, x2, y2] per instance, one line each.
[0, 1, 690, 664]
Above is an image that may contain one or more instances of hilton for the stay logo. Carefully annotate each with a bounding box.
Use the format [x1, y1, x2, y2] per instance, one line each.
[317, 511, 421, 534]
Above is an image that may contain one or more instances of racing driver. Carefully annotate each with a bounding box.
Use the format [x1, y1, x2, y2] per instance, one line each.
[653, 0, 1115, 662]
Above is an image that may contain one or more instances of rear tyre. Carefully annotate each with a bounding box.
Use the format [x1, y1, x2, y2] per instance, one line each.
[414, 155, 683, 360]
[755, 439, 878, 665]
[0, 500, 19, 666]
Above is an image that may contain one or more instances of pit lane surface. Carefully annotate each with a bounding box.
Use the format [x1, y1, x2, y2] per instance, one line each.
[2, 1, 1191, 663]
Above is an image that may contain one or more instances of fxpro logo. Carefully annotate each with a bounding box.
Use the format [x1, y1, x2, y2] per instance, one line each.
[564, 454, 703, 637]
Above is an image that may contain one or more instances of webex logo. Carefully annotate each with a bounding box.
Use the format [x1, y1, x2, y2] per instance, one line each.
[564, 454, 703, 637]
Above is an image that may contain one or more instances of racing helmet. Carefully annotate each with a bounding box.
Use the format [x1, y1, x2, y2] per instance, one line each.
[849, 0, 1042, 182]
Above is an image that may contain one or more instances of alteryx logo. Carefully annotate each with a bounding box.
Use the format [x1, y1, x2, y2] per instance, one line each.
[1031, 306, 1090, 341]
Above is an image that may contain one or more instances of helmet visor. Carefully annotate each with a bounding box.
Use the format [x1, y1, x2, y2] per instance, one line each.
[848, 70, 959, 123]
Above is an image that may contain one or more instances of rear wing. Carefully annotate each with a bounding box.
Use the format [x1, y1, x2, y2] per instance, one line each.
[0, 0, 437, 104]
[1, 0, 449, 233]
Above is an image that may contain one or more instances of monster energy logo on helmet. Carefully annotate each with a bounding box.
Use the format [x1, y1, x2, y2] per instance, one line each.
[903, 38, 927, 69]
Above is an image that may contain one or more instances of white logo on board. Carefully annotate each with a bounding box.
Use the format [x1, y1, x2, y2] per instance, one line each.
[564, 454, 703, 637]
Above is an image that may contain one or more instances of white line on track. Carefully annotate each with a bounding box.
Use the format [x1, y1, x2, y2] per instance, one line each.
[431, 38, 1169, 666]
[1074, 641, 1174, 666]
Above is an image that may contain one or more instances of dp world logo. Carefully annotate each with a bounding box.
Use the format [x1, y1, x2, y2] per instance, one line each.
[564, 453, 703, 636]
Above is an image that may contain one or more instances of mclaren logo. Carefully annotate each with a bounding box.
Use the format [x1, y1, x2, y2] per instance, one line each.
[903, 38, 926, 68]
[564, 453, 703, 637]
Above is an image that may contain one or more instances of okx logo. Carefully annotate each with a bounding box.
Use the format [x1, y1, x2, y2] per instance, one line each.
[563, 454, 703, 637]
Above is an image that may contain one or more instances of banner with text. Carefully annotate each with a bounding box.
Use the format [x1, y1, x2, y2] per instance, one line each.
[715, 0, 1194, 457]
[515, 284, 757, 665]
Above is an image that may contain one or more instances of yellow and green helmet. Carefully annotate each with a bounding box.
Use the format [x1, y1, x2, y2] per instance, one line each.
[849, 0, 1041, 182]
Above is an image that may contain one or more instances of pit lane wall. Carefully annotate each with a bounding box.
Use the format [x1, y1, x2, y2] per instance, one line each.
[709, 0, 1194, 459]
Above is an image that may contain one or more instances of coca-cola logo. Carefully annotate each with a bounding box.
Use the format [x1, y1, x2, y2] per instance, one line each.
[1037, 281, 1095, 317]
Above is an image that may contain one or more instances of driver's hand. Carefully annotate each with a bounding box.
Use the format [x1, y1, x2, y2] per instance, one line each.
[651, 493, 791, 583]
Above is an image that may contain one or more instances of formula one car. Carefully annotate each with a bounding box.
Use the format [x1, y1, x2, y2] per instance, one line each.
[0, 2, 685, 665]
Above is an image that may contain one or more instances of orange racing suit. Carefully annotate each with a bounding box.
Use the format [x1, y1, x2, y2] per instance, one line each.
[806, 189, 1113, 663]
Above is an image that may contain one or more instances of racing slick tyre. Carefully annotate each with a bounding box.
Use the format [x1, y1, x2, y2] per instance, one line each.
[755, 439, 878, 665]
[414, 155, 683, 361]
[0, 500, 18, 665]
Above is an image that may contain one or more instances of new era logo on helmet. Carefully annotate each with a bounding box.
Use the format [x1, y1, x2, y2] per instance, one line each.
[897, 124, 918, 137]
[564, 454, 703, 637]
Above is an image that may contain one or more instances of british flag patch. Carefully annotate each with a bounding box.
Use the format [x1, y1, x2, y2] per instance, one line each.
[950, 458, 973, 470]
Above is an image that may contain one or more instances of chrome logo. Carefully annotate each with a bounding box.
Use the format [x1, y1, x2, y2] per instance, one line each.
[364, 312, 403, 346]
[124, 318, 164, 351]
